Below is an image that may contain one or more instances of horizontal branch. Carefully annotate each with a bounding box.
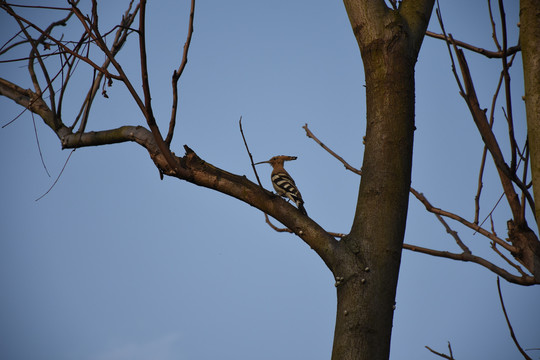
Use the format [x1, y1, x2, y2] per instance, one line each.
[403, 243, 537, 285]
[426, 30, 520, 58]
[60, 126, 155, 149]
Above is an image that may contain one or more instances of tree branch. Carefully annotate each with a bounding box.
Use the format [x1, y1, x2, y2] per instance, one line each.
[425, 342, 455, 360]
[166, 0, 195, 146]
[303, 123, 362, 175]
[403, 243, 537, 285]
[1, 3, 121, 81]
[497, 277, 534, 359]
[72, 1, 139, 132]
[410, 188, 515, 253]
[0, 77, 60, 132]
[425, 31, 520, 58]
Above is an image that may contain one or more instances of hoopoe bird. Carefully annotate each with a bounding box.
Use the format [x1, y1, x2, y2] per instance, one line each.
[255, 155, 307, 215]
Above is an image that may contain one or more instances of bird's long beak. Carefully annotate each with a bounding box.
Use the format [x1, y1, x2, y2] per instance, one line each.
[255, 155, 298, 165]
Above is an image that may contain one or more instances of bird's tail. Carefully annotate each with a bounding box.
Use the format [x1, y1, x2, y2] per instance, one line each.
[297, 201, 307, 216]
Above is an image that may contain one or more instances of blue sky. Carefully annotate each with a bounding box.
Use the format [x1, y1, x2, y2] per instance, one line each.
[1, 1, 539, 359]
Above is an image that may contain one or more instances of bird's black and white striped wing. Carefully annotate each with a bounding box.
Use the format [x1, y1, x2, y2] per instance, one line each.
[271, 172, 307, 215]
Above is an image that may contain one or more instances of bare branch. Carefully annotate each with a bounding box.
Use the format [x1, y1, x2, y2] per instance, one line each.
[520, 142, 530, 221]
[35, 149, 75, 201]
[303, 123, 362, 175]
[454, 41, 536, 222]
[403, 243, 537, 285]
[497, 0, 518, 177]
[412, 189, 514, 252]
[475, 69, 505, 224]
[72, 1, 139, 132]
[435, 4, 535, 225]
[497, 278, 534, 359]
[31, 112, 51, 177]
[166, 0, 195, 146]
[0, 26, 31, 55]
[488, 0, 502, 52]
[239, 116, 264, 188]
[138, 0, 154, 120]
[65, 0, 180, 175]
[410, 188, 471, 253]
[1, 3, 122, 81]
[425, 342, 455, 360]
[265, 213, 293, 233]
[67, 1, 143, 106]
[2, 3, 72, 11]
[60, 126, 155, 149]
[426, 31, 520, 58]
[58, 34, 89, 124]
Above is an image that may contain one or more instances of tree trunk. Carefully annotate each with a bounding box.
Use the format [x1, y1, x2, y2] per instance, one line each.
[330, 1, 434, 359]
[520, 0, 540, 226]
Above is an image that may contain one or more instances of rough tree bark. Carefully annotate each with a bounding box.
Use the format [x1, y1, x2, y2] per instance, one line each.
[521, 0, 540, 224]
[330, 1, 434, 359]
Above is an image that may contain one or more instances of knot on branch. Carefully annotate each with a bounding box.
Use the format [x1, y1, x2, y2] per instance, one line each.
[183, 145, 204, 165]
[507, 220, 540, 278]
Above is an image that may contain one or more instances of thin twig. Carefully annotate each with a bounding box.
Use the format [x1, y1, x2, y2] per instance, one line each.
[303, 123, 362, 175]
[425, 342, 455, 360]
[2, 3, 122, 81]
[434, 3, 466, 96]
[475, 69, 505, 224]
[497, 0, 518, 177]
[35, 149, 75, 201]
[497, 277, 533, 360]
[265, 214, 292, 233]
[31, 112, 51, 177]
[238, 117, 287, 231]
[238, 116, 264, 188]
[403, 243, 536, 285]
[166, 0, 195, 146]
[488, 0, 502, 52]
[71, 0, 177, 172]
[520, 142, 529, 222]
[74, 2, 138, 133]
[411, 189, 471, 254]
[425, 31, 519, 59]
[1, 3, 72, 11]
[411, 188, 513, 252]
